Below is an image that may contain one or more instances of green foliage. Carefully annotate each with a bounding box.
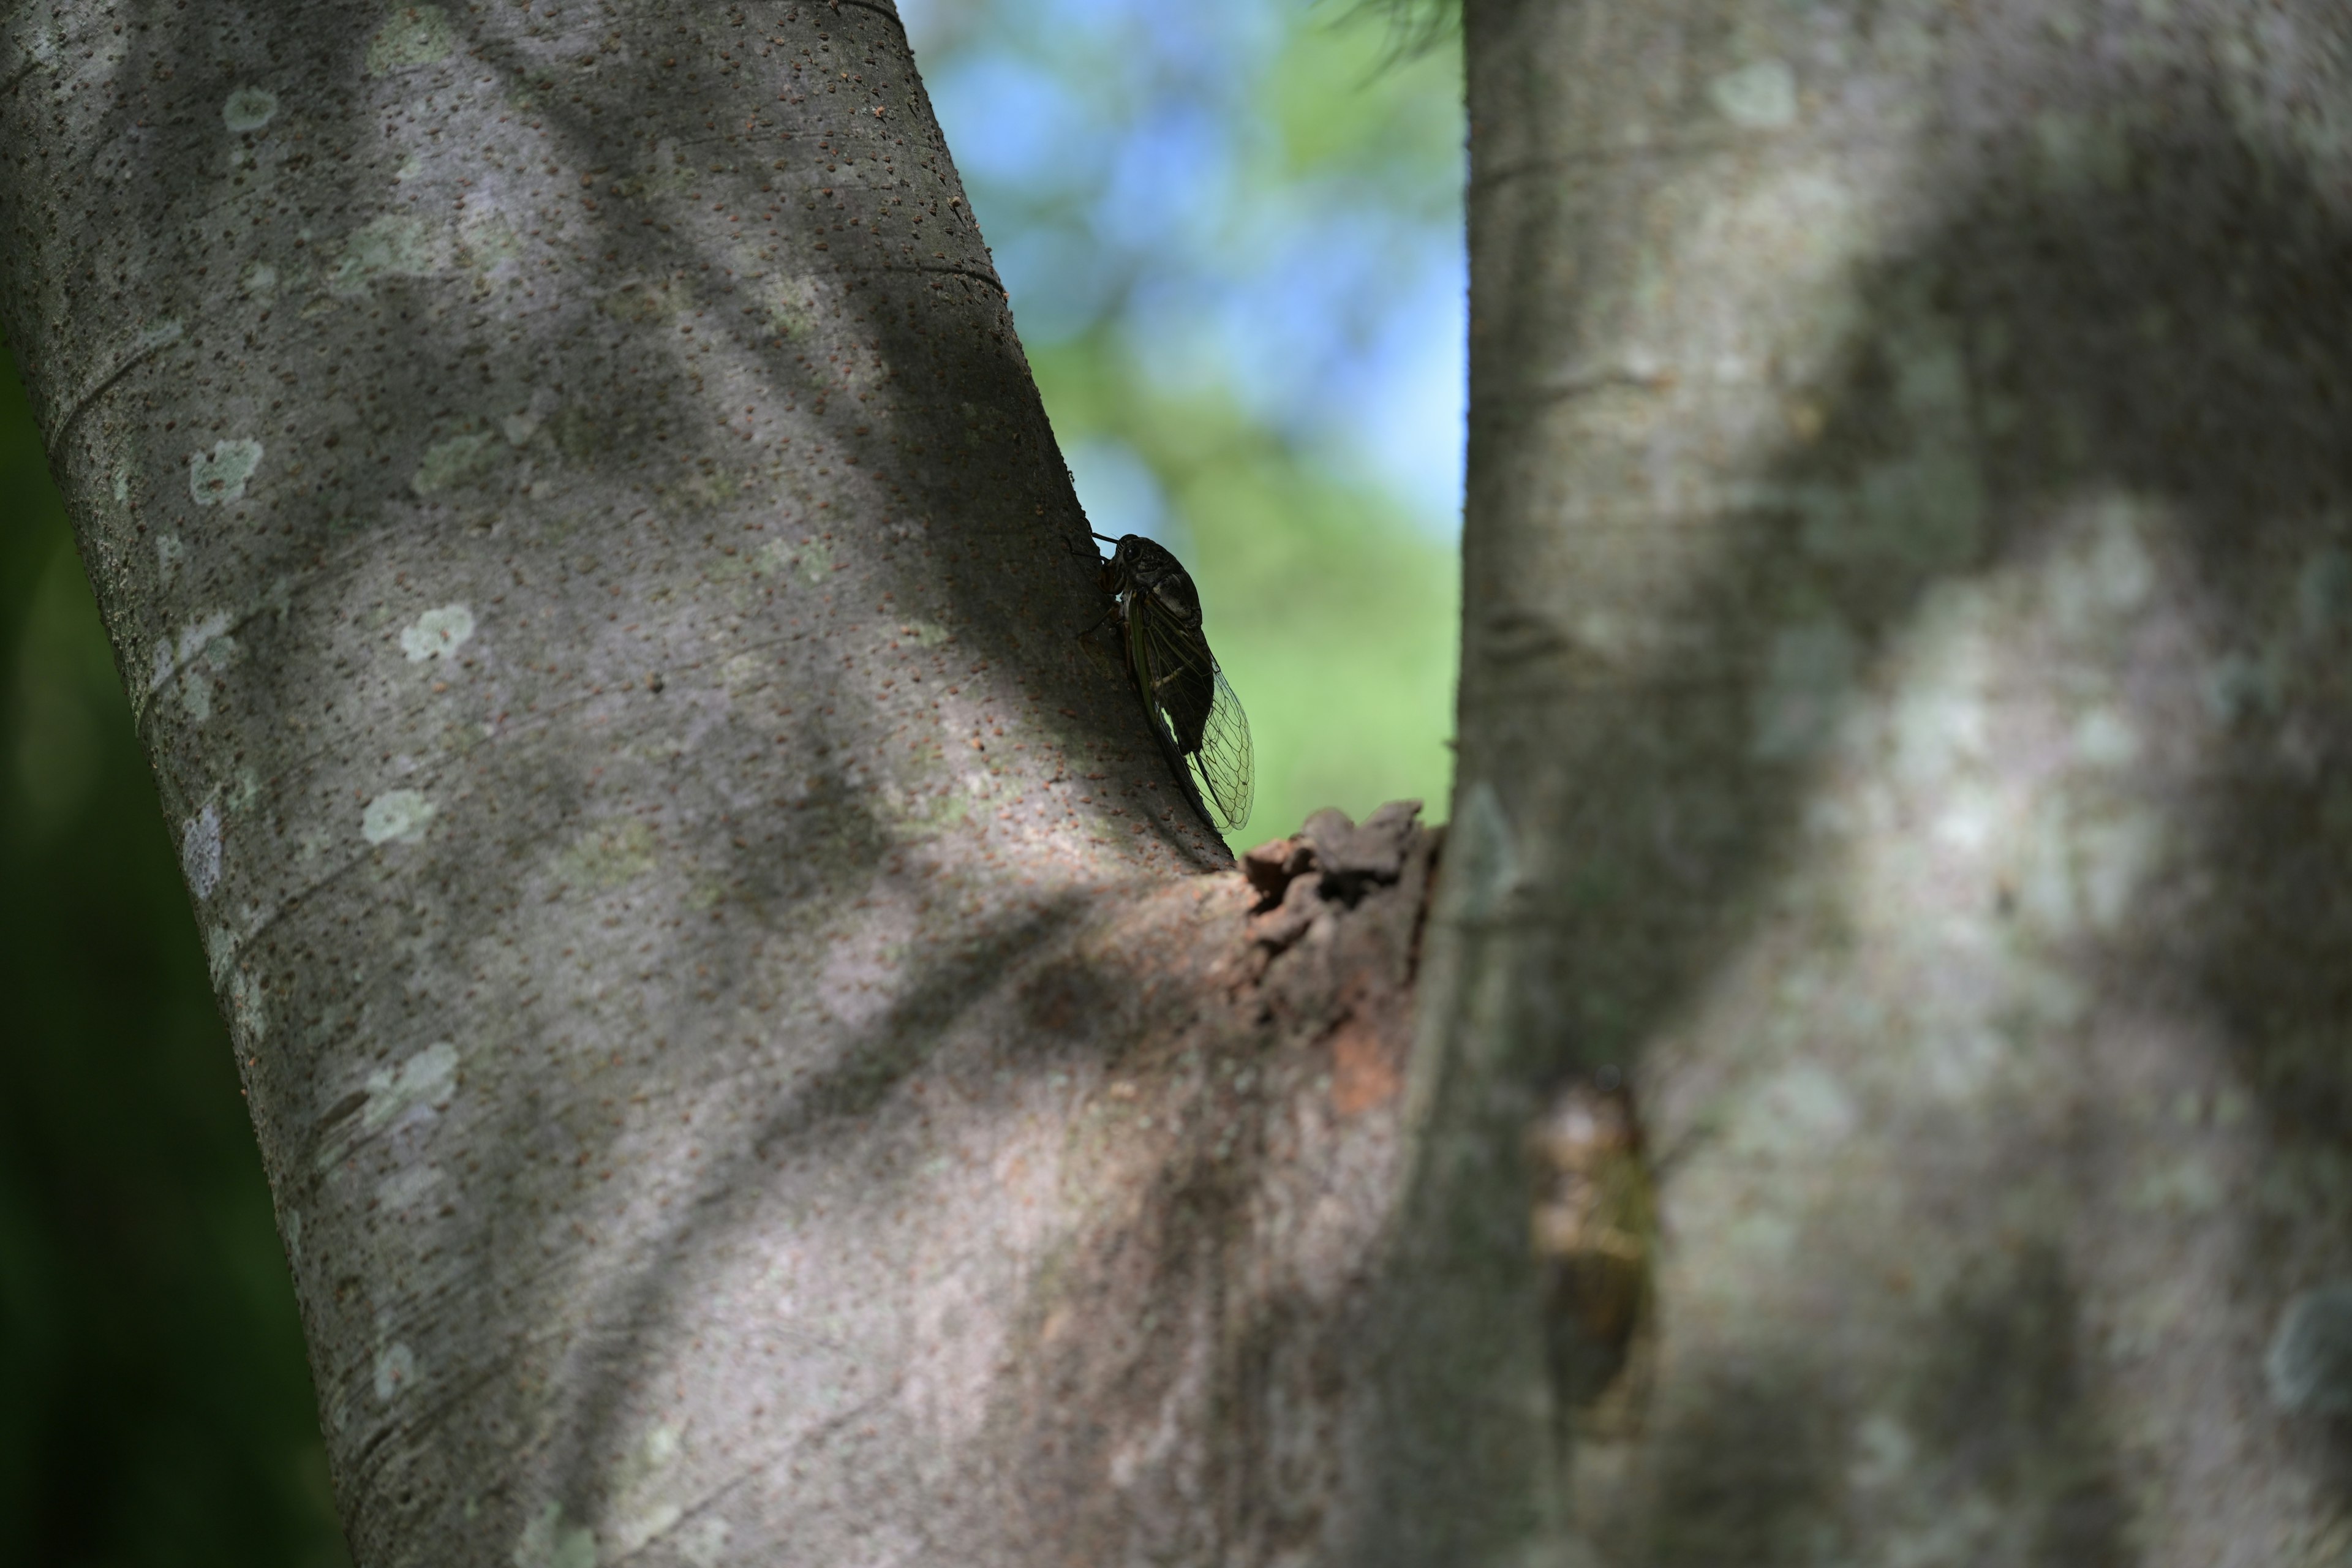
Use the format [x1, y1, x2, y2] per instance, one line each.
[1033, 336, 1457, 843]
[912, 0, 1468, 846]
[0, 346, 350, 1566]
[1328, 0, 1462, 70]
[1268, 11, 1461, 192]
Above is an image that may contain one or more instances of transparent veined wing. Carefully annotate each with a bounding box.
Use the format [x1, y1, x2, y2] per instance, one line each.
[1193, 658, 1254, 832]
[1128, 594, 1213, 750]
[1128, 592, 1253, 832]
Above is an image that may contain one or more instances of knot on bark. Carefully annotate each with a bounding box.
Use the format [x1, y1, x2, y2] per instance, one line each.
[1243, 799, 1423, 951]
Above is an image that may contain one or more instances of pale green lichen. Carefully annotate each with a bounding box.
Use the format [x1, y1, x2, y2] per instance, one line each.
[756, 276, 816, 337]
[2071, 706, 2142, 767]
[411, 431, 502, 496]
[373, 1340, 417, 1402]
[881, 783, 972, 842]
[203, 925, 239, 987]
[2070, 808, 2163, 932]
[1708, 59, 1798, 130]
[458, 208, 524, 271]
[608, 1423, 686, 1555]
[2034, 110, 2131, 191]
[1920, 1024, 2005, 1102]
[149, 611, 241, 722]
[363, 1041, 459, 1131]
[189, 438, 264, 505]
[377, 1163, 445, 1210]
[2269, 1283, 2352, 1415]
[1741, 1062, 1860, 1156]
[222, 85, 277, 132]
[366, 5, 453, 75]
[514, 1503, 598, 1568]
[230, 968, 268, 1042]
[148, 611, 230, 693]
[598, 280, 683, 323]
[329, 214, 445, 296]
[677, 469, 741, 508]
[180, 802, 223, 899]
[2041, 504, 2153, 630]
[2132, 1154, 2223, 1216]
[558, 820, 657, 889]
[678, 1520, 731, 1568]
[2297, 546, 2350, 632]
[2199, 650, 2279, 724]
[549, 405, 603, 461]
[361, 788, 436, 845]
[401, 603, 477, 661]
[1847, 1412, 1916, 1493]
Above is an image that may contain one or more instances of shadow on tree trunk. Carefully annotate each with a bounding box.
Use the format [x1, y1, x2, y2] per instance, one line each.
[1457, 32, 2352, 1558]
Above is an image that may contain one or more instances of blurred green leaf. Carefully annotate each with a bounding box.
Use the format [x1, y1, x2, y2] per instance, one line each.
[0, 338, 350, 1568]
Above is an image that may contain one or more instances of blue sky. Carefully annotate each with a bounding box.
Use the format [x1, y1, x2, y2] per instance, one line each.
[900, 0, 1468, 531]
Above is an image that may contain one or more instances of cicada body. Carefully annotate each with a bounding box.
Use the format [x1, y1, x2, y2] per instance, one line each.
[1528, 1072, 1658, 1438]
[1092, 533, 1254, 835]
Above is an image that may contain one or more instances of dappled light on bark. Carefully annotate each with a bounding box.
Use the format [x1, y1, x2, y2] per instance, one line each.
[0, 1, 1337, 1561]
[1434, 0, 2352, 1561]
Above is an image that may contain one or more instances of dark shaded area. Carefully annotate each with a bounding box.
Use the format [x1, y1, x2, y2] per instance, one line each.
[1641, 1355, 1845, 1567]
[0, 342, 350, 1565]
[1635, 1250, 2125, 1566]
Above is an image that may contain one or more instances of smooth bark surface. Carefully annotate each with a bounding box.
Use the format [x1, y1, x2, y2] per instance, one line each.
[1437, 0, 2352, 1560]
[0, 2, 1439, 1562]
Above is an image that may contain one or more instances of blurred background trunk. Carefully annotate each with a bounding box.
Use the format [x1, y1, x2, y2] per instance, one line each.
[1430, 0, 2352, 1559]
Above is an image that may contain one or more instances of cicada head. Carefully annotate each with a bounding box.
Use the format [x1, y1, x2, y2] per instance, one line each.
[1110, 534, 1202, 627]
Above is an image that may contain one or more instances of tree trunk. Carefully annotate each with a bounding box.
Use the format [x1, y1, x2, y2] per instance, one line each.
[1449, 0, 2352, 1560]
[0, 2, 1440, 1562]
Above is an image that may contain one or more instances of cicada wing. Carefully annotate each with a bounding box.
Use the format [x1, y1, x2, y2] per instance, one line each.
[1120, 596, 1197, 802]
[1126, 594, 1252, 832]
[1131, 593, 1218, 758]
[1192, 660, 1254, 832]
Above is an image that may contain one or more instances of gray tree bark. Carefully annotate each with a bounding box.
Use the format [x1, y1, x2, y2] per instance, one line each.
[0, 2, 1439, 1563]
[1428, 0, 2352, 1562]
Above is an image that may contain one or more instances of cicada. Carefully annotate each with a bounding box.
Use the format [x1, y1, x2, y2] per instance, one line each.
[1088, 531, 1254, 834]
[1527, 1069, 1657, 1439]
